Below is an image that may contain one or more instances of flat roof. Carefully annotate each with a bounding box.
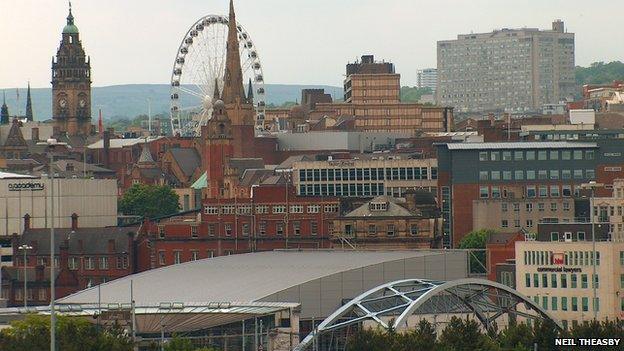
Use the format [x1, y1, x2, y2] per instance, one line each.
[444, 142, 598, 150]
[87, 136, 163, 149]
[0, 171, 37, 179]
[59, 250, 447, 306]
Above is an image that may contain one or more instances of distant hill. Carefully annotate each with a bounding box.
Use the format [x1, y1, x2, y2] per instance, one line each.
[0, 84, 343, 121]
[575, 61, 624, 85]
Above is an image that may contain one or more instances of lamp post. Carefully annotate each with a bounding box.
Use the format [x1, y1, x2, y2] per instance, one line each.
[36, 138, 67, 351]
[18, 244, 33, 308]
[581, 180, 603, 320]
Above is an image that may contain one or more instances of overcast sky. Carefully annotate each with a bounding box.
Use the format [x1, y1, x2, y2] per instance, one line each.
[1, 0, 622, 89]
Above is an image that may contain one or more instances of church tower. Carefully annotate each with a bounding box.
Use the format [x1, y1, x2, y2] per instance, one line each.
[201, 86, 234, 198]
[222, 0, 255, 158]
[51, 2, 93, 136]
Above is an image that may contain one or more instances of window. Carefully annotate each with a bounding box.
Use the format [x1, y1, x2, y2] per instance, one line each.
[490, 152, 500, 161]
[561, 274, 567, 288]
[38, 288, 46, 301]
[85, 257, 95, 270]
[324, 204, 339, 213]
[387, 224, 395, 236]
[307, 205, 320, 213]
[538, 186, 548, 197]
[561, 297, 568, 311]
[173, 251, 181, 264]
[586, 150, 594, 160]
[514, 170, 524, 180]
[551, 273, 557, 288]
[368, 224, 377, 236]
[581, 297, 588, 312]
[204, 205, 218, 214]
[259, 222, 266, 236]
[293, 221, 301, 235]
[191, 250, 199, 261]
[479, 186, 489, 198]
[526, 170, 536, 180]
[513, 203, 520, 212]
[479, 152, 488, 161]
[208, 224, 216, 236]
[562, 170, 571, 180]
[159, 251, 166, 265]
[221, 205, 235, 214]
[502, 151, 512, 161]
[550, 232, 558, 241]
[479, 171, 488, 180]
[549, 170, 559, 180]
[550, 203, 557, 211]
[526, 219, 533, 228]
[526, 203, 533, 212]
[542, 296, 548, 309]
[525, 273, 531, 287]
[503, 171, 512, 180]
[551, 297, 558, 311]
[207, 250, 214, 258]
[538, 203, 545, 212]
[586, 169, 595, 179]
[562, 185, 572, 197]
[491, 187, 501, 198]
[273, 205, 286, 214]
[538, 150, 547, 160]
[276, 222, 284, 235]
[549, 150, 559, 160]
[572, 297, 578, 311]
[542, 274, 548, 288]
[526, 186, 536, 198]
[256, 205, 268, 214]
[290, 205, 303, 213]
[491, 171, 500, 180]
[501, 220, 508, 228]
[502, 203, 508, 212]
[538, 170, 547, 180]
[99, 257, 108, 270]
[242, 223, 250, 236]
[571, 274, 577, 288]
[533, 273, 539, 287]
[581, 274, 588, 288]
[311, 221, 318, 236]
[594, 297, 600, 312]
[68, 257, 78, 270]
[562, 150, 571, 160]
[573, 150, 583, 160]
[574, 170, 583, 179]
[593, 274, 599, 289]
[514, 151, 524, 160]
[526, 151, 535, 160]
[158, 226, 165, 239]
[410, 224, 418, 236]
[191, 226, 198, 238]
[224, 223, 232, 236]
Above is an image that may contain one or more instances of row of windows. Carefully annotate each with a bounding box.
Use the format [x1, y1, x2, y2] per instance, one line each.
[501, 201, 571, 213]
[479, 169, 595, 181]
[67, 255, 129, 271]
[203, 204, 338, 215]
[343, 224, 420, 236]
[299, 183, 385, 197]
[526, 295, 599, 313]
[479, 184, 577, 199]
[478, 149, 594, 162]
[207, 221, 320, 237]
[159, 249, 216, 266]
[525, 272, 599, 289]
[298, 167, 437, 182]
[523, 250, 600, 266]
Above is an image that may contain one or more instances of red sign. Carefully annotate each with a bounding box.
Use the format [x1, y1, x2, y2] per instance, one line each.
[553, 253, 564, 265]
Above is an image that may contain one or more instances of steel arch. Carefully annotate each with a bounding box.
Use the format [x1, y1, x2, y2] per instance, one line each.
[295, 278, 561, 351]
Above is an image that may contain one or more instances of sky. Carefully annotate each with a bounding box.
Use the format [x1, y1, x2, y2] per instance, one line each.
[0, 0, 622, 89]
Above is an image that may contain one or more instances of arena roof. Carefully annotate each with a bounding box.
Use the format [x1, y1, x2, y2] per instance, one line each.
[59, 250, 452, 306]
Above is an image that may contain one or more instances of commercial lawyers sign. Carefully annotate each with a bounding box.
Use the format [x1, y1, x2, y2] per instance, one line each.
[8, 182, 45, 191]
[537, 266, 582, 273]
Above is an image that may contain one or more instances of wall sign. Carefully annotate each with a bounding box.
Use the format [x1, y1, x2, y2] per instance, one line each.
[8, 183, 45, 191]
[537, 267, 581, 273]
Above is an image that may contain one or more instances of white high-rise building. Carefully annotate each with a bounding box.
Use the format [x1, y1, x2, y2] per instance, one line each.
[417, 68, 437, 92]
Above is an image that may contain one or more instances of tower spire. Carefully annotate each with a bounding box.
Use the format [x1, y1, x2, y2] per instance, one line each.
[0, 91, 9, 125]
[221, 0, 246, 104]
[213, 78, 221, 100]
[25, 82, 33, 122]
[246, 78, 254, 103]
[67, 1, 74, 25]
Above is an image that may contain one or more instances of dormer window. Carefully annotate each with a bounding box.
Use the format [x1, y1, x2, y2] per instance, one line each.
[369, 201, 388, 211]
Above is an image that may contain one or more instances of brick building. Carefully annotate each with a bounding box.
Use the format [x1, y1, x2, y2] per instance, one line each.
[135, 184, 340, 272]
[1, 221, 137, 307]
[436, 140, 624, 248]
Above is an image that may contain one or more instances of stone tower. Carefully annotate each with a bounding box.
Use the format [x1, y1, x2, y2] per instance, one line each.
[51, 2, 93, 136]
[201, 97, 234, 199]
[222, 0, 255, 158]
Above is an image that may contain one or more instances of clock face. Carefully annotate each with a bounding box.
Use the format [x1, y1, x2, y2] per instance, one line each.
[59, 99, 67, 108]
[79, 99, 86, 108]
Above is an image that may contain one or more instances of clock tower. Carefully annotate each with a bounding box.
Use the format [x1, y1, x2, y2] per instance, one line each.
[51, 2, 93, 136]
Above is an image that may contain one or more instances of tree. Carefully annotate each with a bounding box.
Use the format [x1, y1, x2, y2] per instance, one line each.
[119, 184, 181, 218]
[438, 317, 497, 351]
[458, 229, 496, 274]
[400, 86, 433, 102]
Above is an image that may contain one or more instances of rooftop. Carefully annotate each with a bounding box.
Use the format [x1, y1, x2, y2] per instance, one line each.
[443, 141, 598, 150]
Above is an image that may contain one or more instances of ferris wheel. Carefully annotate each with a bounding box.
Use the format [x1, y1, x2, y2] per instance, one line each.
[170, 15, 266, 137]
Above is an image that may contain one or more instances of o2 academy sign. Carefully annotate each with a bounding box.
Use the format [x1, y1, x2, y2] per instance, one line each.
[8, 182, 45, 191]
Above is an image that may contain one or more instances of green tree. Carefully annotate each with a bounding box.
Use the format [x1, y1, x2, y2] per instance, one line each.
[119, 183, 181, 218]
[575, 61, 624, 85]
[438, 317, 497, 351]
[400, 86, 433, 102]
[459, 229, 495, 274]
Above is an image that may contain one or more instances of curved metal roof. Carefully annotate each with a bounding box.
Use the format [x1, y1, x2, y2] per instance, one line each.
[58, 250, 449, 306]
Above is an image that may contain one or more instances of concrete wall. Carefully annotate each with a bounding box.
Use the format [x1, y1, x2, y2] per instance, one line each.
[260, 250, 468, 320]
[0, 178, 118, 236]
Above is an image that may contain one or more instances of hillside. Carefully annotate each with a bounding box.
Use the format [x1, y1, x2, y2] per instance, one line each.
[575, 61, 624, 85]
[0, 84, 343, 121]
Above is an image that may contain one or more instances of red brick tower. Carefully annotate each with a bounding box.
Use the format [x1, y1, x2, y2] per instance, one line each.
[222, 0, 255, 157]
[201, 90, 234, 198]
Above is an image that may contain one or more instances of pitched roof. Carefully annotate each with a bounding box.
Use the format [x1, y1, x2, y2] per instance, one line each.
[191, 171, 207, 189]
[344, 196, 413, 218]
[4, 120, 27, 148]
[19, 226, 138, 255]
[138, 142, 155, 164]
[168, 148, 200, 177]
[239, 168, 274, 187]
[227, 158, 265, 175]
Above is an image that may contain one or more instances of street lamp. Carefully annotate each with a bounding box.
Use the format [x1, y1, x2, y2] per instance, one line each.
[36, 138, 67, 351]
[580, 180, 603, 320]
[17, 244, 33, 308]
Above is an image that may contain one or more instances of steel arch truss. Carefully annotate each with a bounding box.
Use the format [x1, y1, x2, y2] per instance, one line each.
[295, 278, 561, 351]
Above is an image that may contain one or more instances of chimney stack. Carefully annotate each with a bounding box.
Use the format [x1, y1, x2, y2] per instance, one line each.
[71, 213, 78, 231]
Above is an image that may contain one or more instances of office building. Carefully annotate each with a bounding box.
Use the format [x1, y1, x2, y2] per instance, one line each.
[437, 20, 575, 113]
[417, 68, 438, 92]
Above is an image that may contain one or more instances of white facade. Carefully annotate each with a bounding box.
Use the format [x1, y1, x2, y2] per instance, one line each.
[417, 68, 438, 92]
[0, 178, 118, 236]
